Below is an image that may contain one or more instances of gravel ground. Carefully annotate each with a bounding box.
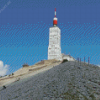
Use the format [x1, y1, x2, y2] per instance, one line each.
[0, 61, 100, 100]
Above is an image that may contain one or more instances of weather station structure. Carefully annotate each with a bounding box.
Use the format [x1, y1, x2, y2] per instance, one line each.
[48, 8, 75, 62]
[48, 8, 62, 61]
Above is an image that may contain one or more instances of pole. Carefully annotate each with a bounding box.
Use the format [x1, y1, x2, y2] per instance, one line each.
[80, 58, 81, 66]
[77, 57, 79, 63]
[88, 57, 90, 65]
[84, 56, 85, 65]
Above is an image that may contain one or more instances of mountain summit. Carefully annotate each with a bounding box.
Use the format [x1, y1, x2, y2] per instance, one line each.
[0, 60, 100, 100]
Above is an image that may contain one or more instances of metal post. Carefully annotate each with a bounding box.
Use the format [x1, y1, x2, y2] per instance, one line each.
[77, 57, 78, 61]
[84, 56, 85, 65]
[80, 58, 81, 66]
[84, 56, 85, 63]
[88, 57, 90, 65]
[78, 57, 79, 62]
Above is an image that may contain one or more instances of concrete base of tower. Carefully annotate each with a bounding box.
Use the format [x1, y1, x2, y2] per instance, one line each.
[48, 54, 63, 61]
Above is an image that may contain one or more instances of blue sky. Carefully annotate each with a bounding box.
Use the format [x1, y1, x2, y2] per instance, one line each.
[0, 0, 100, 76]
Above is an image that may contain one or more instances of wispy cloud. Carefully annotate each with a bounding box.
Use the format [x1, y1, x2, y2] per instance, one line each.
[0, 0, 11, 13]
[0, 61, 9, 76]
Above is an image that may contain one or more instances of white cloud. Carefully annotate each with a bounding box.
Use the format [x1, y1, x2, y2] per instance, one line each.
[0, 61, 9, 76]
[97, 65, 100, 67]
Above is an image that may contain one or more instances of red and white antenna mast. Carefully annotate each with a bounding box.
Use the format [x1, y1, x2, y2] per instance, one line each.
[53, 8, 57, 26]
[55, 8, 56, 17]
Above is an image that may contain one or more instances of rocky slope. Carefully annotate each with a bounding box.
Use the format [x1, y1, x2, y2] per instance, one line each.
[0, 61, 100, 100]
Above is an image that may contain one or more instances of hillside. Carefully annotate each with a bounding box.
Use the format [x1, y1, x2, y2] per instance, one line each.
[0, 59, 61, 87]
[0, 61, 100, 100]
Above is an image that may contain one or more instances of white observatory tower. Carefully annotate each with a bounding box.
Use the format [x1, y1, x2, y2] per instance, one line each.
[48, 8, 62, 61]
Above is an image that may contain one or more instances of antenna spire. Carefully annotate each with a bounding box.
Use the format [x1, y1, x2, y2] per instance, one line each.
[53, 8, 57, 26]
[55, 8, 56, 17]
